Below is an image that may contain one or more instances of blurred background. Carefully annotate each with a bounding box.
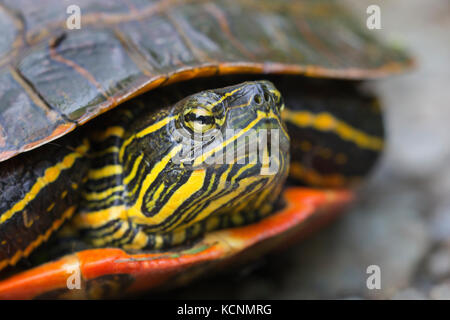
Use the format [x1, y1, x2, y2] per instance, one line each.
[161, 0, 450, 299]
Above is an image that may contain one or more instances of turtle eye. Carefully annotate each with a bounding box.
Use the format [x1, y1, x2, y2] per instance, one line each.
[183, 108, 216, 133]
[253, 94, 263, 105]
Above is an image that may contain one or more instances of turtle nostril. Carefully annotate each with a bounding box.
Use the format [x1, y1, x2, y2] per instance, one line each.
[263, 91, 271, 103]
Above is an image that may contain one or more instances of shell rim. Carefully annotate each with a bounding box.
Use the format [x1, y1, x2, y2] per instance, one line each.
[0, 59, 414, 163]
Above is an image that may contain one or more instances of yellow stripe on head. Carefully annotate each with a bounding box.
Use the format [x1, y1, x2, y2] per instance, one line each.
[127, 145, 183, 223]
[123, 153, 144, 185]
[119, 116, 177, 161]
[205, 86, 242, 110]
[193, 110, 284, 166]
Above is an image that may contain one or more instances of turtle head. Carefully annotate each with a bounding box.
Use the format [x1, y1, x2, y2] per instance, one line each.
[171, 80, 289, 183]
[172, 80, 288, 166]
[124, 81, 289, 248]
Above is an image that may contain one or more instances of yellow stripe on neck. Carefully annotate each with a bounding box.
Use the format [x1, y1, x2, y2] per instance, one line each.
[92, 126, 125, 142]
[289, 161, 357, 188]
[282, 110, 383, 151]
[82, 185, 124, 201]
[0, 206, 76, 270]
[88, 165, 123, 180]
[0, 141, 88, 225]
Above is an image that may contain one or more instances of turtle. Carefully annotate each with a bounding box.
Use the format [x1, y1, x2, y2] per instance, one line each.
[0, 0, 412, 299]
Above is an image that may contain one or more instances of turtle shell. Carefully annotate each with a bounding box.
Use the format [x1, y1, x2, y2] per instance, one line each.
[0, 0, 411, 162]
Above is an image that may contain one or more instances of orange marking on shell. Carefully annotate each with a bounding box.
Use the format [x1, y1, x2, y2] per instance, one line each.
[0, 122, 75, 162]
[218, 62, 264, 74]
[25, 123, 75, 152]
[164, 65, 219, 86]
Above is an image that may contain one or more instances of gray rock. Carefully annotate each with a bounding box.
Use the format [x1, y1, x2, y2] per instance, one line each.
[427, 245, 450, 280]
[430, 205, 450, 242]
[391, 288, 428, 300]
[268, 186, 430, 300]
[429, 281, 450, 300]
